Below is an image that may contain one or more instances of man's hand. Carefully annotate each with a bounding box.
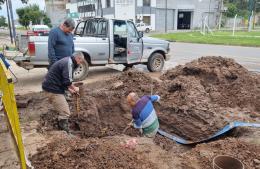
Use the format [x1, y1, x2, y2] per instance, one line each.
[68, 85, 79, 95]
[74, 86, 79, 93]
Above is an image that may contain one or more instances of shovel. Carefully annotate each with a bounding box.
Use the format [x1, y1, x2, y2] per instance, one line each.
[73, 82, 83, 117]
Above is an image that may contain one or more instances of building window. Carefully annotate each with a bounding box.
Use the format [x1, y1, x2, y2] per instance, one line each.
[143, 16, 151, 25]
[143, 0, 150, 6]
[106, 0, 111, 8]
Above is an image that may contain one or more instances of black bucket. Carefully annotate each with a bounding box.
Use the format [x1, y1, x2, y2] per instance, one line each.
[213, 155, 244, 169]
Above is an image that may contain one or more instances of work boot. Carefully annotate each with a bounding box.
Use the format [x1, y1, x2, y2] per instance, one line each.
[58, 118, 70, 133]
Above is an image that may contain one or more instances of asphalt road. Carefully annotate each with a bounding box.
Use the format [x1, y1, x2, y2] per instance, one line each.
[10, 42, 260, 94]
[169, 42, 260, 72]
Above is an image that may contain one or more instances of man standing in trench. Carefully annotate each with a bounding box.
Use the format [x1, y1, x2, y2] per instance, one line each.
[42, 52, 85, 133]
[127, 92, 160, 137]
[48, 18, 75, 68]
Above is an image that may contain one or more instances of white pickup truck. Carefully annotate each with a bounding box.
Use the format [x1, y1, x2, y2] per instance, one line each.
[14, 18, 170, 81]
[135, 23, 152, 33]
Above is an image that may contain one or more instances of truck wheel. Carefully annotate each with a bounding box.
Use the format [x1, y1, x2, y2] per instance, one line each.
[73, 59, 89, 81]
[147, 53, 164, 72]
[145, 28, 150, 33]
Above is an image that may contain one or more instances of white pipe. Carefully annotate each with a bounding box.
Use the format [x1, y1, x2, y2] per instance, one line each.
[232, 14, 237, 36]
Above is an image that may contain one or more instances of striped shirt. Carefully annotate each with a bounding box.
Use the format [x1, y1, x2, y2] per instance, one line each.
[131, 95, 160, 135]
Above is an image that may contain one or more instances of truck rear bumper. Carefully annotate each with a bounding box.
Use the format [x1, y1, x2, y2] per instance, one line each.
[13, 56, 34, 70]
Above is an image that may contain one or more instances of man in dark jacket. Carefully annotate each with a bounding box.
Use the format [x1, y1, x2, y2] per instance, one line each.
[42, 52, 85, 133]
[48, 18, 75, 68]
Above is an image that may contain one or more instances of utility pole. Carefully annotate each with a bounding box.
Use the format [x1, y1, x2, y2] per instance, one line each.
[165, 0, 167, 32]
[208, 0, 212, 27]
[100, 0, 103, 17]
[8, 0, 16, 44]
[6, 0, 13, 44]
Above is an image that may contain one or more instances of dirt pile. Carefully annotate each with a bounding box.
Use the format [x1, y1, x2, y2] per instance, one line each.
[176, 138, 260, 169]
[30, 135, 156, 169]
[161, 56, 260, 111]
[157, 56, 260, 141]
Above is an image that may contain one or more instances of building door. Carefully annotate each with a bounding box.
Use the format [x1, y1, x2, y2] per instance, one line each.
[177, 11, 191, 29]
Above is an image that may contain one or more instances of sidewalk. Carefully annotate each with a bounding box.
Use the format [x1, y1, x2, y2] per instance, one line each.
[0, 113, 20, 169]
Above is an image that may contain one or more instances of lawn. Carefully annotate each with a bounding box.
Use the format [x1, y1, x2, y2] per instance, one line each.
[151, 31, 260, 47]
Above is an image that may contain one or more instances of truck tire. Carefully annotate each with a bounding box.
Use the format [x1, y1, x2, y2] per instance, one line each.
[73, 59, 89, 81]
[145, 28, 150, 33]
[147, 53, 164, 72]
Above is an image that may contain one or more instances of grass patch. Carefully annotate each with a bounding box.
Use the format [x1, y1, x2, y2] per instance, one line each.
[151, 31, 260, 47]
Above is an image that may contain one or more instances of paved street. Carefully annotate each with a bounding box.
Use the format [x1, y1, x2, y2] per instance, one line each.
[169, 42, 260, 72]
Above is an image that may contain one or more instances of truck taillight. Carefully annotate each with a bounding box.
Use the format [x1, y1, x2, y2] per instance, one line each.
[28, 42, 35, 56]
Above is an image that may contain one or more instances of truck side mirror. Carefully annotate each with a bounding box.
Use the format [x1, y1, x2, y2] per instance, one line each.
[138, 31, 143, 38]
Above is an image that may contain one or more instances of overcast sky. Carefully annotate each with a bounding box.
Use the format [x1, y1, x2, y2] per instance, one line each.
[0, 0, 46, 20]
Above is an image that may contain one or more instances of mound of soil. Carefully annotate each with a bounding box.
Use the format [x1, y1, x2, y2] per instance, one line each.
[161, 56, 260, 111]
[157, 56, 260, 141]
[30, 135, 156, 169]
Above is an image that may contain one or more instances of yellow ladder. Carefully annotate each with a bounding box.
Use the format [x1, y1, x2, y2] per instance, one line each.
[0, 59, 26, 169]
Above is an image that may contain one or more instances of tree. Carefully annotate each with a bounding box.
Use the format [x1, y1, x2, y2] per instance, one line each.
[16, 4, 51, 28]
[43, 14, 52, 28]
[224, 0, 249, 18]
[223, 0, 260, 17]
[0, 16, 7, 27]
[226, 4, 238, 17]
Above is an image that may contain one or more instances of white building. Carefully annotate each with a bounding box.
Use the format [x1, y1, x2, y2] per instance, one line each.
[66, 0, 221, 31]
[66, 0, 80, 24]
[45, 0, 68, 27]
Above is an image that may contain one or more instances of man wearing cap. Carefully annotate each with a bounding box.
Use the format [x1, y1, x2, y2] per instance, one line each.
[48, 18, 75, 68]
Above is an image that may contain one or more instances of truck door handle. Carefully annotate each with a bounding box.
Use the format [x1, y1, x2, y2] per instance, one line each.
[73, 38, 76, 40]
[102, 38, 106, 40]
